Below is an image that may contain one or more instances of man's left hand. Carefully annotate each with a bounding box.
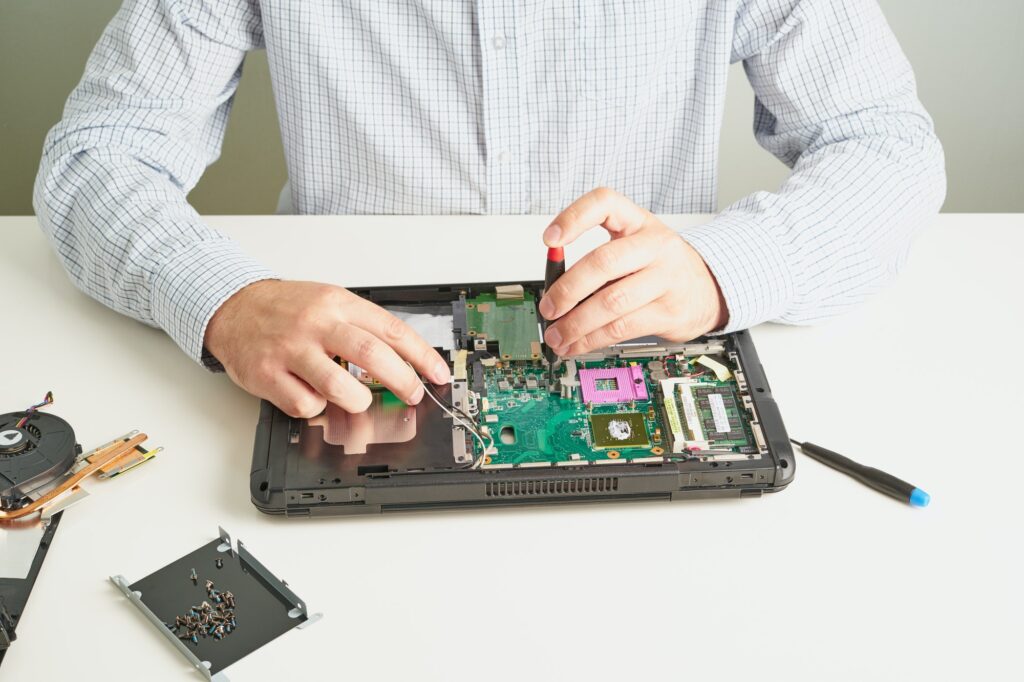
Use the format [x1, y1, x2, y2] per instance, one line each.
[539, 188, 728, 357]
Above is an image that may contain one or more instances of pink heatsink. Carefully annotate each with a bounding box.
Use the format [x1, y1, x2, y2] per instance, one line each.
[578, 366, 648, 404]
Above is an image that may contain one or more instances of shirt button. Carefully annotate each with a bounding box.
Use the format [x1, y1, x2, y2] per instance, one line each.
[492, 35, 506, 50]
[497, 150, 510, 164]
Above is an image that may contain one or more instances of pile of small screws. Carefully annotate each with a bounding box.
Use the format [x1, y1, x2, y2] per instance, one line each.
[165, 569, 237, 645]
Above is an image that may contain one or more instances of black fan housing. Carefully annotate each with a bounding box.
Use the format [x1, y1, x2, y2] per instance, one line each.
[0, 411, 78, 509]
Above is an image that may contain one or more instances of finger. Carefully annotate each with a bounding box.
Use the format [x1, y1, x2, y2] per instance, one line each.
[555, 301, 669, 357]
[543, 187, 654, 247]
[292, 349, 373, 413]
[349, 300, 451, 385]
[326, 322, 426, 405]
[257, 368, 328, 419]
[545, 267, 666, 351]
[539, 230, 661, 320]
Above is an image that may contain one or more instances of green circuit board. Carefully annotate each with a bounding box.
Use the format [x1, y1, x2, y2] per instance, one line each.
[470, 355, 758, 467]
[477, 363, 654, 465]
[453, 289, 761, 468]
[465, 292, 543, 361]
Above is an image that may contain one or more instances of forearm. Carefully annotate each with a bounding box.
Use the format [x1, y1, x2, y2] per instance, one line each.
[684, 0, 947, 331]
[682, 111, 946, 331]
[32, 0, 274, 366]
[34, 138, 276, 365]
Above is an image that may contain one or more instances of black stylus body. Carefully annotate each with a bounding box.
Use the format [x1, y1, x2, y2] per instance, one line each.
[791, 440, 930, 507]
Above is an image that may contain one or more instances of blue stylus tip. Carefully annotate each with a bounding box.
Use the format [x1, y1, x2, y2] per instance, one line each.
[909, 488, 930, 508]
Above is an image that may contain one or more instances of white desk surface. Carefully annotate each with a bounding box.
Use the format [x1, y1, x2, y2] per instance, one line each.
[1, 213, 1020, 681]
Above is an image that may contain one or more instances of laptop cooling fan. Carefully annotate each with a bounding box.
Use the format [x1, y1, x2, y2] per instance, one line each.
[0, 408, 80, 513]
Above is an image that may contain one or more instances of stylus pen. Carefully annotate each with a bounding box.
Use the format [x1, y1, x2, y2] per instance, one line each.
[790, 439, 930, 507]
[541, 246, 566, 379]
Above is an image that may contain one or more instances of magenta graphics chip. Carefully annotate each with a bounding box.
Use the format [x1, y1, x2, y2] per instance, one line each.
[579, 366, 649, 404]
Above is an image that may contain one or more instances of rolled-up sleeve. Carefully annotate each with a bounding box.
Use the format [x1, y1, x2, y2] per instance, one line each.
[681, 0, 946, 332]
[33, 0, 277, 367]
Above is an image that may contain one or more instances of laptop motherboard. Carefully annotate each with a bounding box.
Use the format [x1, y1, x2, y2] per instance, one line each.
[418, 285, 767, 470]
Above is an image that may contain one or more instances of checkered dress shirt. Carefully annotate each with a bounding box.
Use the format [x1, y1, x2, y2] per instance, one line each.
[35, 0, 945, 367]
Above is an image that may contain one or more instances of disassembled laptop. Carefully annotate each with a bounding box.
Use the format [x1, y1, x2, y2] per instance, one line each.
[251, 281, 794, 515]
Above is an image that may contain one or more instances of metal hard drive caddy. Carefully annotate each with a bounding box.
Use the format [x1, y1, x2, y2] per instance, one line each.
[111, 527, 320, 681]
[249, 280, 794, 517]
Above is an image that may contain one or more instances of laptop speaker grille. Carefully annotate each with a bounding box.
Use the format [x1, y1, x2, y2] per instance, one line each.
[485, 477, 618, 497]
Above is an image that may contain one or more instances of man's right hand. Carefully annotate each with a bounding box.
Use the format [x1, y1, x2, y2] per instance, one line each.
[203, 280, 451, 417]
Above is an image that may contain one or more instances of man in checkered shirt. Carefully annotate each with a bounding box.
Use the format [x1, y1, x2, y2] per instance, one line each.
[35, 1, 945, 417]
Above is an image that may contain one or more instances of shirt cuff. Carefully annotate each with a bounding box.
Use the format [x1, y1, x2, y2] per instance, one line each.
[677, 213, 795, 333]
[149, 238, 278, 371]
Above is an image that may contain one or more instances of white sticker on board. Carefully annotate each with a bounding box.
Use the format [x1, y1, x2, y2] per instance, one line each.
[709, 393, 731, 433]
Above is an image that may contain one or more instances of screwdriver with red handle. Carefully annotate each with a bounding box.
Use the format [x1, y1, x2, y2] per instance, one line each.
[541, 246, 566, 382]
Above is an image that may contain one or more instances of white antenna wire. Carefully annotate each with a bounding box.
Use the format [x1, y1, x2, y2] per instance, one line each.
[417, 376, 492, 467]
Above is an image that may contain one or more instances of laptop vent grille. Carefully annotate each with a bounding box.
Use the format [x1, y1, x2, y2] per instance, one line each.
[485, 477, 619, 497]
